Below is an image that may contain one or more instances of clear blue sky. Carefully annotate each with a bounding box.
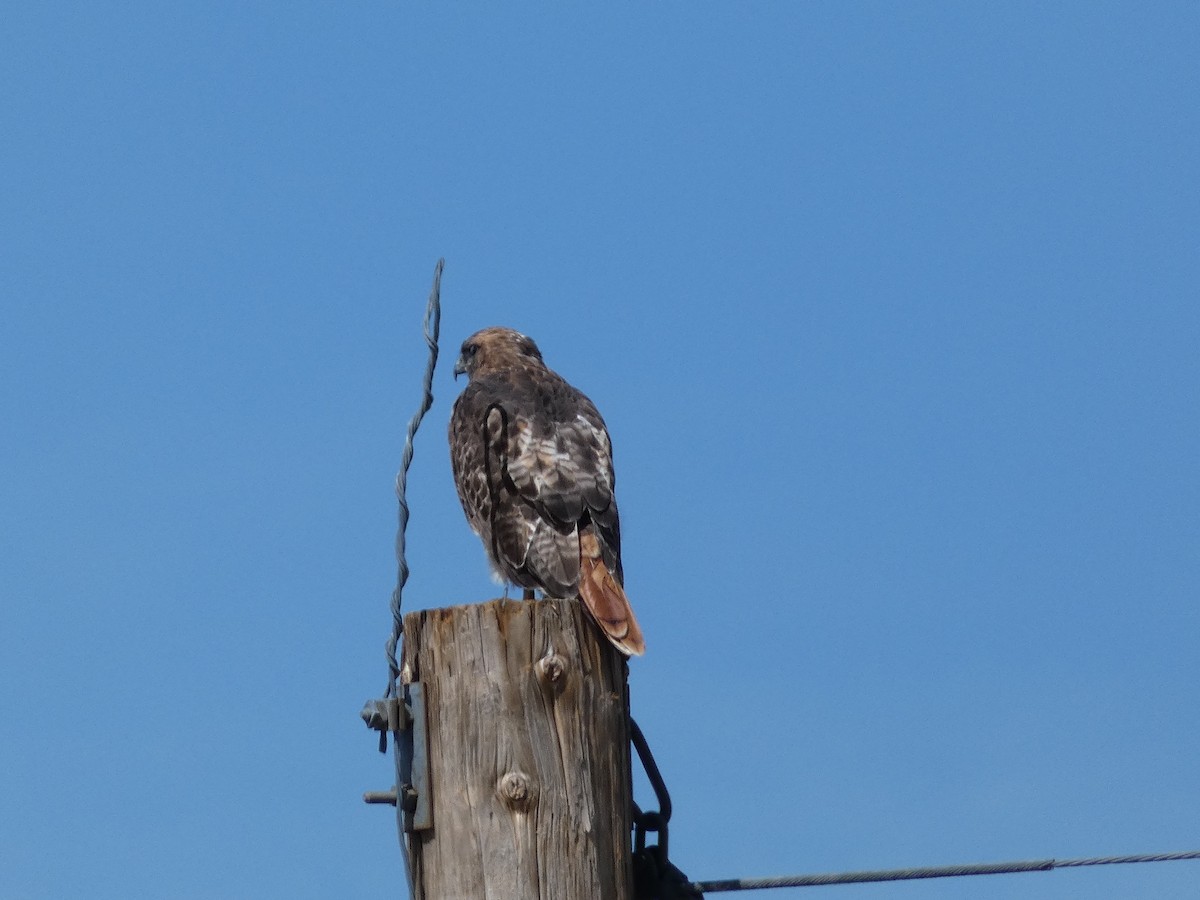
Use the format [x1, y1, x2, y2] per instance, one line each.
[2, 4, 1197, 898]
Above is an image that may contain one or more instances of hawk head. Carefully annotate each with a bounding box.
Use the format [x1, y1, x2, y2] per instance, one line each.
[453, 327, 544, 380]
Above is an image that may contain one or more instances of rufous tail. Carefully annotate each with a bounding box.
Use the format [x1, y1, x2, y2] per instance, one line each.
[577, 529, 645, 657]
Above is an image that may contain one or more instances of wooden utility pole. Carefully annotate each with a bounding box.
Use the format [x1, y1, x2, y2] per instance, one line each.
[400, 597, 634, 900]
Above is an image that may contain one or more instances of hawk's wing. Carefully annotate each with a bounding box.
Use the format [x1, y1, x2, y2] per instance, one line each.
[449, 372, 621, 596]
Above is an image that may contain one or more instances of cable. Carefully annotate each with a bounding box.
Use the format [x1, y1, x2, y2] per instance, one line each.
[692, 848, 1200, 892]
[385, 258, 443, 699]
[380, 259, 443, 893]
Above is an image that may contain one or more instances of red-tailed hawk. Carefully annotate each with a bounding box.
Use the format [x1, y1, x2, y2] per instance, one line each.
[449, 327, 645, 656]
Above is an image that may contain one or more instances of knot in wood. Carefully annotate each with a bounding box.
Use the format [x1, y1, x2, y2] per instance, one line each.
[535, 653, 568, 692]
[498, 771, 534, 809]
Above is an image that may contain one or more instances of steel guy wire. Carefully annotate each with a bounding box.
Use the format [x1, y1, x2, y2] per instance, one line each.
[690, 848, 1200, 893]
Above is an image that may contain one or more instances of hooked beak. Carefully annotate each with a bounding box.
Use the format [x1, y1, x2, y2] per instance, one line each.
[452, 355, 467, 380]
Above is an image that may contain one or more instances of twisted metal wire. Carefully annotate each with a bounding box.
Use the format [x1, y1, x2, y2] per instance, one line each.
[385, 258, 443, 699]
[691, 848, 1200, 892]
[381, 259, 442, 891]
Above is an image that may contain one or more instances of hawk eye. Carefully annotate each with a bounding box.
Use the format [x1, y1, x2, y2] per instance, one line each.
[464, 343, 478, 357]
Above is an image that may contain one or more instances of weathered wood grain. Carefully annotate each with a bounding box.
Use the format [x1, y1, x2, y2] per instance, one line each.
[401, 598, 633, 900]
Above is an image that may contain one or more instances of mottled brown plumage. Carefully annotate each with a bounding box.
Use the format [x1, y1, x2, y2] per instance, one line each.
[448, 327, 645, 656]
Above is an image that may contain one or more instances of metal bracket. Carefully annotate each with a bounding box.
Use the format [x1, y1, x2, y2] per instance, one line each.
[631, 718, 702, 898]
[403, 682, 432, 831]
[361, 682, 432, 832]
